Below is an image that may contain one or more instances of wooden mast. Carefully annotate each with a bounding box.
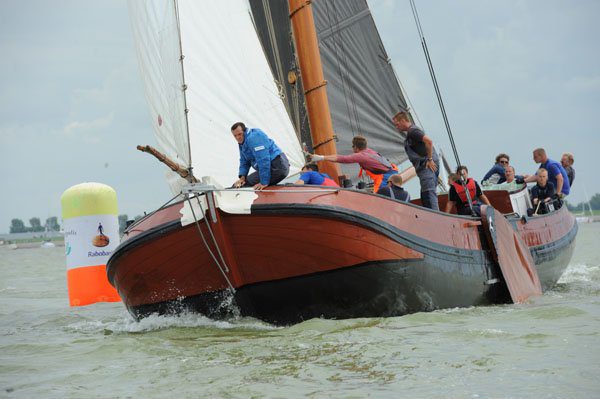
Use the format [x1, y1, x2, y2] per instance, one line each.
[288, 0, 342, 183]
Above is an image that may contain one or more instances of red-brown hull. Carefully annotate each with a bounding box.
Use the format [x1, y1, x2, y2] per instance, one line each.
[107, 186, 576, 324]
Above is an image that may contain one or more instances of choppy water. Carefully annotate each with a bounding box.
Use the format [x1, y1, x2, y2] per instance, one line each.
[1, 224, 599, 398]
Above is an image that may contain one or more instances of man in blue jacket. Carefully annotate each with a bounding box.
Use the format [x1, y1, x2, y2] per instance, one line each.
[231, 122, 290, 190]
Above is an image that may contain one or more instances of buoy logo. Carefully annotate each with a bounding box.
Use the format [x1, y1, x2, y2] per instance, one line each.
[65, 242, 72, 256]
[92, 222, 110, 247]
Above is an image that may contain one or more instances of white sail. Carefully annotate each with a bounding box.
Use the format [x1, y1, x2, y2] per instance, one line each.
[129, 0, 304, 192]
[128, 1, 191, 183]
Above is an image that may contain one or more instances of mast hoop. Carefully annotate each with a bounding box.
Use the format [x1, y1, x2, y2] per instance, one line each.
[312, 135, 338, 151]
[304, 80, 327, 95]
[289, 1, 312, 19]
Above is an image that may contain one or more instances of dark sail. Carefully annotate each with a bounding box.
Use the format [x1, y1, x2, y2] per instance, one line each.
[251, 0, 409, 181]
[312, 0, 409, 178]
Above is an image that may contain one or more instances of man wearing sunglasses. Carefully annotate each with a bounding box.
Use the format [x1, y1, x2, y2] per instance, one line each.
[481, 153, 510, 186]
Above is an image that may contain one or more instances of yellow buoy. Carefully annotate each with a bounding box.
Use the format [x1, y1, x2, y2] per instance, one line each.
[61, 182, 121, 306]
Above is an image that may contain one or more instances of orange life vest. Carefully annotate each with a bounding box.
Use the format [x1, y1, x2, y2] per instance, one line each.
[450, 178, 478, 203]
[359, 163, 398, 193]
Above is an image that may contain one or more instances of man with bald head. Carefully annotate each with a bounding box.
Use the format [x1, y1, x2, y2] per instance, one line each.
[524, 148, 570, 197]
[377, 173, 410, 202]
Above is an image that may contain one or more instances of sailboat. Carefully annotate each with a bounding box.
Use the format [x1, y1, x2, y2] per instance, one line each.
[107, 0, 577, 325]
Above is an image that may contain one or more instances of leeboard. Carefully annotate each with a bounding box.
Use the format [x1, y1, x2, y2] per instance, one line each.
[481, 206, 542, 303]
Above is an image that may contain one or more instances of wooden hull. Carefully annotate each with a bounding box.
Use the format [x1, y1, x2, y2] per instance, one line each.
[107, 186, 577, 325]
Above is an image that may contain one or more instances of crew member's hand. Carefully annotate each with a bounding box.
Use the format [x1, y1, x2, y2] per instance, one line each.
[533, 198, 539, 205]
[426, 159, 438, 172]
[309, 153, 325, 162]
[233, 176, 246, 188]
[253, 183, 267, 191]
[557, 192, 565, 200]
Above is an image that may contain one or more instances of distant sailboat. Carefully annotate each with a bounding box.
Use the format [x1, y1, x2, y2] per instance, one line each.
[575, 187, 594, 223]
[107, 0, 577, 325]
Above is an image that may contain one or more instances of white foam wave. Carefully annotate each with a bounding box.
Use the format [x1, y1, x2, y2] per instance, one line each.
[67, 311, 278, 334]
[558, 263, 600, 285]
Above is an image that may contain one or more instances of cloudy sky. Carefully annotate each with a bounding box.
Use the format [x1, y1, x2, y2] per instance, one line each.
[1, 0, 598, 233]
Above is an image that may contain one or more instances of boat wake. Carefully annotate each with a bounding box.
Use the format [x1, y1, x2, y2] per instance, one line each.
[553, 263, 600, 295]
[67, 311, 278, 335]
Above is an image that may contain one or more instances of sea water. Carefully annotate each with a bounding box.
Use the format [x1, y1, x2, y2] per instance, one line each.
[1, 224, 599, 398]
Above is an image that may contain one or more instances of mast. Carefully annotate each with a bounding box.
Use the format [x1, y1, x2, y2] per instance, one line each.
[173, 0, 194, 182]
[288, 0, 341, 183]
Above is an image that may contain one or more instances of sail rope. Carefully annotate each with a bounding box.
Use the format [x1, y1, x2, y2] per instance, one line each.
[408, 0, 462, 168]
[185, 194, 235, 291]
[409, 0, 477, 214]
[263, 0, 287, 101]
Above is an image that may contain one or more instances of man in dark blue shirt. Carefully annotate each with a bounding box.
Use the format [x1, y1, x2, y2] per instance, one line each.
[528, 168, 557, 215]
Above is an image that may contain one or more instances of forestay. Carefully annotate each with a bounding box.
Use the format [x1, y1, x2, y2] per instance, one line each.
[129, 0, 304, 193]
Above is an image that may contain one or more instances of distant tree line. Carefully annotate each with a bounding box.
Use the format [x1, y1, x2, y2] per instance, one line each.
[566, 193, 600, 213]
[10, 217, 60, 233]
[9, 214, 145, 234]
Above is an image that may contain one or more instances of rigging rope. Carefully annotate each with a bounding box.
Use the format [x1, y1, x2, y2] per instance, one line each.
[408, 0, 462, 169]
[409, 0, 476, 215]
[185, 194, 235, 291]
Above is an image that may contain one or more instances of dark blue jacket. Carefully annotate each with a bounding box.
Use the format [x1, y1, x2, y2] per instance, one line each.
[238, 128, 283, 185]
[482, 163, 506, 184]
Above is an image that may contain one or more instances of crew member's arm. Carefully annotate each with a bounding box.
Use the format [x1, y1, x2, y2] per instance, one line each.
[555, 172, 564, 197]
[233, 152, 251, 188]
[480, 193, 491, 206]
[475, 183, 491, 206]
[524, 174, 537, 183]
[310, 154, 339, 162]
[423, 135, 438, 173]
[445, 186, 457, 213]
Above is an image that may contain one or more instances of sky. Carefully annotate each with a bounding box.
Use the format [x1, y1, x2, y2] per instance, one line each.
[1, 0, 598, 233]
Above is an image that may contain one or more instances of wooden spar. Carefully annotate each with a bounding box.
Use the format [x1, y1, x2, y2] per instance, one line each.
[288, 0, 342, 183]
[399, 166, 416, 184]
[136, 145, 197, 182]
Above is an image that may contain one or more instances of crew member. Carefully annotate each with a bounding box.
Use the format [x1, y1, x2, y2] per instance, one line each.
[231, 122, 290, 190]
[295, 164, 339, 187]
[524, 148, 570, 198]
[377, 174, 410, 202]
[309, 135, 398, 192]
[445, 165, 491, 216]
[392, 111, 440, 210]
